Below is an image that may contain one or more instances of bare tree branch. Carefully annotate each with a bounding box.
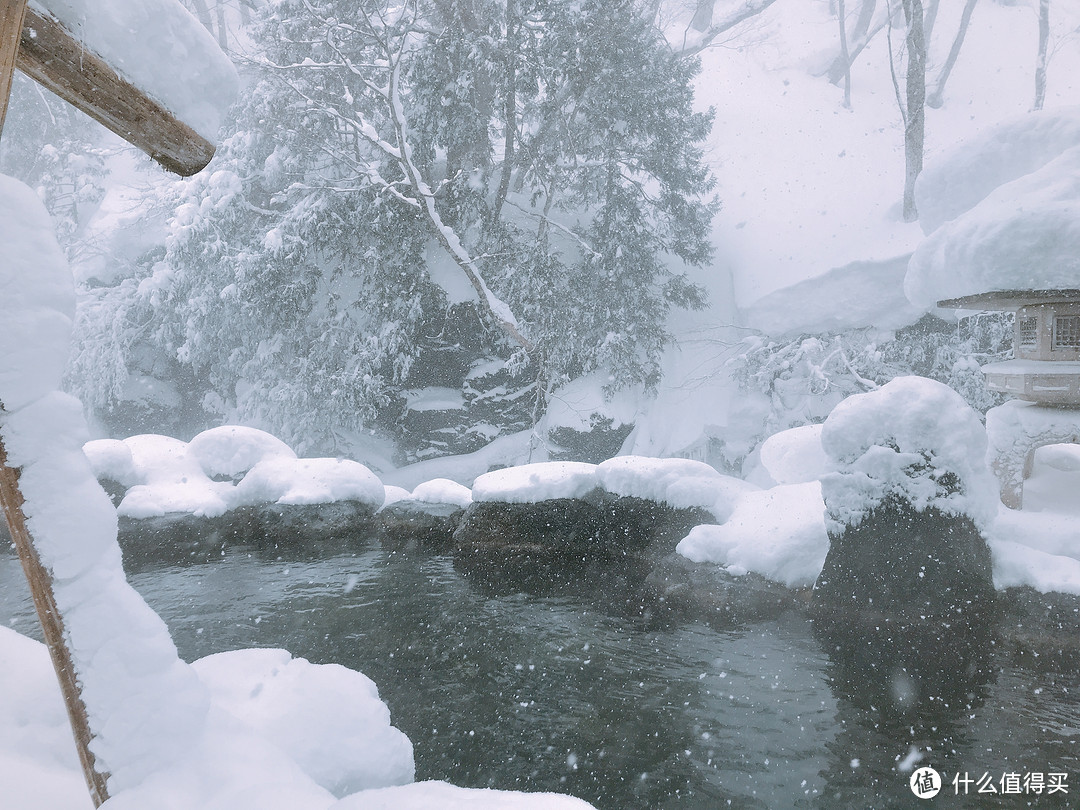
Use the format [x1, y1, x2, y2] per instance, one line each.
[675, 0, 779, 58]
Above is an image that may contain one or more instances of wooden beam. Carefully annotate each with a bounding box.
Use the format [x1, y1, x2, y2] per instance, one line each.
[0, 435, 110, 807]
[0, 0, 28, 133]
[16, 7, 215, 176]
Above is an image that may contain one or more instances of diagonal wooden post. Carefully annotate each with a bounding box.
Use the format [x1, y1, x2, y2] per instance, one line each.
[0, 436, 110, 806]
[16, 7, 217, 176]
[0, 4, 110, 804]
[0, 0, 27, 133]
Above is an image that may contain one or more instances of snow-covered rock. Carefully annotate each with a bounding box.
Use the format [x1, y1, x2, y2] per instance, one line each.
[819, 376, 997, 531]
[595, 455, 755, 521]
[471, 462, 599, 504]
[186, 425, 297, 481]
[117, 433, 234, 518]
[756, 424, 829, 486]
[233, 457, 384, 509]
[676, 482, 828, 589]
[408, 478, 473, 508]
[83, 438, 138, 488]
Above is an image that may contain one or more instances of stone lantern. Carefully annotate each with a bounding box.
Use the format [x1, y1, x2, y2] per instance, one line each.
[937, 289, 1080, 508]
[937, 289, 1080, 405]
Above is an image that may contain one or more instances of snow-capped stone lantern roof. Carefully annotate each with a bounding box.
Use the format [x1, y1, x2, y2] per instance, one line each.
[937, 289, 1080, 406]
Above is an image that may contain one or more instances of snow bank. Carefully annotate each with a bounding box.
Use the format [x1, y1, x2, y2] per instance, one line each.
[36, 0, 238, 139]
[595, 455, 756, 521]
[988, 540, 1080, 596]
[676, 481, 828, 589]
[819, 377, 997, 531]
[0, 626, 93, 810]
[915, 106, 1080, 234]
[471, 461, 599, 504]
[192, 649, 414, 796]
[0, 623, 594, 810]
[906, 144, 1080, 310]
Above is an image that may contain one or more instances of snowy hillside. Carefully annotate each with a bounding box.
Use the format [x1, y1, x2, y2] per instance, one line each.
[639, 0, 1080, 461]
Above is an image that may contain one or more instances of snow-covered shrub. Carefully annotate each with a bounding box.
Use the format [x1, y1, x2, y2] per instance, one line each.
[819, 376, 997, 532]
[733, 313, 1012, 458]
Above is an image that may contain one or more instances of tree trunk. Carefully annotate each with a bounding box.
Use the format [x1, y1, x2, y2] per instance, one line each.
[691, 0, 715, 32]
[926, 0, 978, 109]
[1033, 0, 1050, 111]
[902, 0, 925, 223]
[923, 0, 940, 42]
[837, 0, 852, 107]
[492, 0, 517, 224]
[825, 0, 876, 84]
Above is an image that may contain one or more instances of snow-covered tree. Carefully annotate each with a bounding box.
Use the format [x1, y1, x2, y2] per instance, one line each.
[71, 0, 716, 457]
[0, 74, 106, 249]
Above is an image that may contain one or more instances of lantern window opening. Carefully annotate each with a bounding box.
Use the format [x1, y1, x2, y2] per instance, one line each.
[1018, 316, 1039, 349]
[1053, 315, 1080, 350]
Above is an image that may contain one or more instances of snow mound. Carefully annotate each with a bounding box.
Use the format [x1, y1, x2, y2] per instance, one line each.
[915, 106, 1080, 234]
[106, 432, 384, 516]
[234, 457, 384, 508]
[381, 485, 412, 508]
[820, 376, 997, 531]
[186, 425, 297, 480]
[676, 481, 828, 589]
[116, 434, 233, 519]
[757, 424, 829, 486]
[595, 455, 756, 520]
[906, 145, 1080, 310]
[744, 254, 921, 337]
[471, 462, 599, 504]
[82, 438, 138, 487]
[0, 625, 92, 810]
[38, 0, 238, 140]
[408, 478, 473, 508]
[193, 649, 414, 797]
